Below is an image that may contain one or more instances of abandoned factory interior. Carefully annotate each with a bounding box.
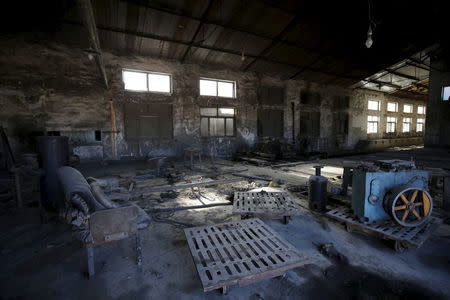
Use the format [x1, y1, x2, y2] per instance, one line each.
[2, 0, 450, 299]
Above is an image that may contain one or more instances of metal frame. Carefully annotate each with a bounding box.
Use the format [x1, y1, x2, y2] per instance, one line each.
[326, 206, 442, 250]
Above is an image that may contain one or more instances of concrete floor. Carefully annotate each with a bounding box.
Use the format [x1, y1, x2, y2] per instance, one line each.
[1, 147, 450, 299]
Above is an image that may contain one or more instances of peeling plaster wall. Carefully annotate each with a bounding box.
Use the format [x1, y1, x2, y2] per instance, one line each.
[0, 38, 426, 160]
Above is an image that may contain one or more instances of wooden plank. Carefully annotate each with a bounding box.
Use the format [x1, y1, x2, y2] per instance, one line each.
[184, 218, 308, 292]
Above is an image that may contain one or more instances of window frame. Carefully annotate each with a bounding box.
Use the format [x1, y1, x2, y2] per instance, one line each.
[386, 116, 397, 133]
[403, 104, 413, 113]
[200, 107, 236, 137]
[368, 100, 380, 111]
[387, 102, 398, 112]
[402, 117, 412, 132]
[199, 77, 236, 98]
[416, 118, 425, 132]
[367, 115, 379, 134]
[122, 69, 172, 95]
[417, 105, 426, 114]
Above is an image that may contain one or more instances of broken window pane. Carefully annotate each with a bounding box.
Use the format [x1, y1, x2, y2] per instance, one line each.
[387, 102, 398, 112]
[368, 100, 380, 110]
[200, 117, 209, 136]
[200, 108, 217, 116]
[218, 81, 234, 98]
[367, 115, 379, 133]
[226, 118, 234, 136]
[417, 105, 426, 114]
[403, 104, 413, 113]
[403, 117, 412, 132]
[148, 73, 171, 93]
[218, 108, 235, 116]
[123, 70, 147, 91]
[210, 118, 225, 136]
[200, 79, 217, 96]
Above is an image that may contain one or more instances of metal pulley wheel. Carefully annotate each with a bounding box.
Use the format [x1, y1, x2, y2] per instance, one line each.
[384, 185, 432, 227]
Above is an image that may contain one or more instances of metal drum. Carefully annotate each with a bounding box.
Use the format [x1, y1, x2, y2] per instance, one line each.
[37, 136, 69, 210]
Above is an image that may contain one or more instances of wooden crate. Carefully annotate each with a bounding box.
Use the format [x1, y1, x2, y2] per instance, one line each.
[233, 191, 302, 220]
[326, 206, 443, 248]
[184, 218, 308, 292]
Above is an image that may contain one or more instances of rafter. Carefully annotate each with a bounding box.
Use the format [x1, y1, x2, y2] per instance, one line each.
[62, 20, 362, 82]
[242, 15, 302, 71]
[76, 0, 108, 88]
[180, 0, 215, 63]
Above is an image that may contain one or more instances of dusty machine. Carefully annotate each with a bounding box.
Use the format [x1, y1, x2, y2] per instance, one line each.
[351, 160, 432, 227]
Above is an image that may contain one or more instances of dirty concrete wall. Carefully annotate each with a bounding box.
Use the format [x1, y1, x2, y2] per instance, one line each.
[0, 38, 427, 160]
[425, 56, 450, 147]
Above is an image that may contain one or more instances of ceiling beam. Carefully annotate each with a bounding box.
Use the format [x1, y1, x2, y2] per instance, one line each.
[242, 15, 302, 71]
[63, 20, 363, 82]
[384, 69, 421, 81]
[121, 0, 360, 74]
[76, 0, 108, 88]
[180, 0, 215, 63]
[367, 80, 402, 89]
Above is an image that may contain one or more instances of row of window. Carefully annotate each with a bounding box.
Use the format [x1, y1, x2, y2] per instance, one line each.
[367, 116, 425, 134]
[368, 100, 426, 114]
[122, 69, 237, 98]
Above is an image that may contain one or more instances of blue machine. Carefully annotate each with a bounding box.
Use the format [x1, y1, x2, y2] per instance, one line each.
[351, 160, 432, 227]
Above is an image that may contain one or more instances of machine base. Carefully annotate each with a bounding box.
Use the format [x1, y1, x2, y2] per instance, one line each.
[326, 206, 442, 251]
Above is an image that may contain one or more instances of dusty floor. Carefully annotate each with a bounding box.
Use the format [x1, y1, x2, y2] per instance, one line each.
[1, 147, 450, 299]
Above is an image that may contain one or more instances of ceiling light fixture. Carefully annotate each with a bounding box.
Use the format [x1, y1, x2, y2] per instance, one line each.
[366, 25, 373, 48]
[365, 0, 376, 49]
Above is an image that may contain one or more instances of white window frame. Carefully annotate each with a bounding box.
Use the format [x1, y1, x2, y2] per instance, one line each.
[403, 117, 412, 132]
[122, 69, 172, 94]
[387, 102, 398, 112]
[368, 100, 380, 111]
[199, 78, 236, 98]
[403, 104, 413, 113]
[417, 105, 426, 114]
[367, 115, 379, 134]
[416, 118, 425, 132]
[386, 117, 397, 133]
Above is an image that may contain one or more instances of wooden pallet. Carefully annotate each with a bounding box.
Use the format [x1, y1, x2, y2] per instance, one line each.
[233, 191, 302, 220]
[184, 218, 308, 293]
[326, 206, 443, 248]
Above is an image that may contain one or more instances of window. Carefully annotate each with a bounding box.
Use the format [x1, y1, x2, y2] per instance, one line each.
[417, 105, 426, 114]
[199, 78, 236, 98]
[417, 118, 425, 132]
[200, 108, 235, 137]
[386, 117, 397, 133]
[442, 86, 450, 101]
[122, 69, 171, 93]
[403, 104, 413, 113]
[367, 116, 379, 133]
[387, 102, 398, 112]
[403, 117, 412, 132]
[368, 100, 380, 110]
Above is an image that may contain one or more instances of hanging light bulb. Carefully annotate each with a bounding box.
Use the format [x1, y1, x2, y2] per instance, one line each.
[365, 24, 373, 48]
[241, 49, 245, 61]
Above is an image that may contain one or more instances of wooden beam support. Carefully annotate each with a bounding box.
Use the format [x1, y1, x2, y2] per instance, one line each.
[77, 0, 108, 88]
